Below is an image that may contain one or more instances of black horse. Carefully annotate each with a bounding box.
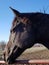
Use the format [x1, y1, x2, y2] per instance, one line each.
[3, 7, 49, 64]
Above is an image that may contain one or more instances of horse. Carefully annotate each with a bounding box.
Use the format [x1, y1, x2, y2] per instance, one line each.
[3, 7, 49, 64]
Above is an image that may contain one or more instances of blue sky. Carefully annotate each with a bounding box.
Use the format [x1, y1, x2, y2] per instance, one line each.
[0, 0, 49, 42]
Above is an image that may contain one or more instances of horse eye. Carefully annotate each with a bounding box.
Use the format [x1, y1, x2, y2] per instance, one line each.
[17, 20, 19, 23]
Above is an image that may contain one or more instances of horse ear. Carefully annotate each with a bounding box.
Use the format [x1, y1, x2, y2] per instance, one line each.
[9, 7, 20, 17]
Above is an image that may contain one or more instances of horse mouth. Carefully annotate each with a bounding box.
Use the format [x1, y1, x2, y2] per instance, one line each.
[7, 46, 25, 64]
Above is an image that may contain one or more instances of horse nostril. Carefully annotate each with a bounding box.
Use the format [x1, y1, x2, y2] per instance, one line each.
[12, 46, 17, 53]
